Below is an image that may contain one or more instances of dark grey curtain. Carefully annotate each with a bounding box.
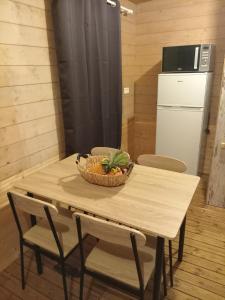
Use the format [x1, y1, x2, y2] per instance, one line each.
[52, 0, 122, 155]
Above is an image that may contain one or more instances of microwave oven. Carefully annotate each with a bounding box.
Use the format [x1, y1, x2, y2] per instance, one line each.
[162, 44, 215, 73]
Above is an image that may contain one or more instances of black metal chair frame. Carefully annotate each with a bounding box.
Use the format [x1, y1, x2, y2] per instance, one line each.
[7, 191, 79, 300]
[75, 215, 167, 300]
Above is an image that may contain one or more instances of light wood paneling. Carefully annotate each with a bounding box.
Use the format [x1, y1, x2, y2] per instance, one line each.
[0, 205, 29, 272]
[207, 59, 225, 207]
[0, 0, 63, 199]
[0, 44, 57, 66]
[0, 0, 53, 29]
[133, 0, 225, 173]
[0, 21, 55, 47]
[10, 0, 52, 10]
[121, 0, 136, 158]
[0, 130, 62, 168]
[0, 83, 60, 107]
[0, 66, 58, 87]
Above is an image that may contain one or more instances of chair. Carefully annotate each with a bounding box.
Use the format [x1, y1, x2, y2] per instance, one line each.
[137, 154, 187, 287]
[137, 154, 187, 173]
[73, 212, 167, 300]
[7, 191, 85, 300]
[91, 146, 119, 156]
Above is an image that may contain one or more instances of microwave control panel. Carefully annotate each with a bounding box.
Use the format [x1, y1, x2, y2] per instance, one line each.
[199, 44, 215, 72]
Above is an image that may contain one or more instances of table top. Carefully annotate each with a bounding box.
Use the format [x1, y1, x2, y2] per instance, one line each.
[13, 154, 200, 239]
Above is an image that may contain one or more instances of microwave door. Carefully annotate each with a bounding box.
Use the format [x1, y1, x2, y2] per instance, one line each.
[163, 45, 201, 72]
[178, 45, 201, 72]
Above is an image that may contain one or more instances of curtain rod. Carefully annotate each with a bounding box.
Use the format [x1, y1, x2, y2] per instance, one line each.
[107, 0, 134, 15]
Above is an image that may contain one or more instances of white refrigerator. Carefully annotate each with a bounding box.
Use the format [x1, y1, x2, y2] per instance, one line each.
[156, 73, 213, 175]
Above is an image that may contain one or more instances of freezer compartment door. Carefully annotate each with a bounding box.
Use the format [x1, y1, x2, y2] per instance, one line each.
[157, 73, 208, 107]
[156, 107, 204, 175]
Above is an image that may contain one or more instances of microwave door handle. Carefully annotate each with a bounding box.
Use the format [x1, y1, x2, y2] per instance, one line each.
[194, 46, 199, 70]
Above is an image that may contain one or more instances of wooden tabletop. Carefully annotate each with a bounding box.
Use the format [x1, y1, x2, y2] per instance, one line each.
[13, 154, 200, 239]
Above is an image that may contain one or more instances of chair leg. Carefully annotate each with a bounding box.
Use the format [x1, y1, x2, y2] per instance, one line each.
[34, 246, 43, 275]
[61, 260, 68, 300]
[79, 270, 84, 300]
[163, 249, 167, 297]
[169, 240, 174, 287]
[139, 288, 145, 300]
[19, 241, 25, 290]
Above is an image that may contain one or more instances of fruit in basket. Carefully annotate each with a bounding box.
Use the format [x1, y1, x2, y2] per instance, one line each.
[87, 151, 130, 176]
[109, 167, 123, 176]
[102, 151, 130, 174]
[87, 162, 106, 175]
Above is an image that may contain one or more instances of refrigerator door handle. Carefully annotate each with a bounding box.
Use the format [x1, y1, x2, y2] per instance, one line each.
[157, 105, 204, 111]
[179, 106, 204, 110]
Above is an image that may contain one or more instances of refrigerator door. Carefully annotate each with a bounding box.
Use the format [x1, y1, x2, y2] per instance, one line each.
[157, 73, 208, 107]
[156, 106, 204, 175]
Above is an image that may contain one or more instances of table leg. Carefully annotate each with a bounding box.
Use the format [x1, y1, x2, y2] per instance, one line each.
[152, 237, 164, 300]
[178, 215, 186, 262]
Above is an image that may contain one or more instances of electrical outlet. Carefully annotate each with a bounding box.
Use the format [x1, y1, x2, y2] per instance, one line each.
[124, 87, 130, 95]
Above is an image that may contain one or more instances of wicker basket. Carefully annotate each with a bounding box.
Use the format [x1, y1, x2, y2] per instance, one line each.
[76, 154, 133, 187]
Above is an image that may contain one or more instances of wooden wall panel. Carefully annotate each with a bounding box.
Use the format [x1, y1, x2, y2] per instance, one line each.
[0, 66, 58, 86]
[134, 0, 225, 174]
[0, 1, 62, 270]
[0, 205, 29, 272]
[121, 0, 136, 158]
[0, 22, 55, 47]
[207, 60, 225, 207]
[0, 0, 53, 29]
[0, 0, 63, 206]
[0, 83, 60, 107]
[9, 0, 52, 10]
[0, 44, 57, 65]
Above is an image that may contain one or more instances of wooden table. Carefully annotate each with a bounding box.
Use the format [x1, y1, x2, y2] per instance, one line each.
[13, 154, 200, 299]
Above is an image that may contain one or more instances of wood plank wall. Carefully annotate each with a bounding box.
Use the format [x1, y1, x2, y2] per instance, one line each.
[134, 0, 225, 174]
[120, 0, 136, 158]
[207, 59, 225, 207]
[0, 0, 64, 205]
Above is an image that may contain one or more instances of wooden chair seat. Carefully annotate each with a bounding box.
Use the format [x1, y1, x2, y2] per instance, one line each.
[23, 215, 81, 257]
[86, 239, 156, 289]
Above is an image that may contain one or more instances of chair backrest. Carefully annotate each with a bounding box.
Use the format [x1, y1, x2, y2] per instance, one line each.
[8, 191, 58, 218]
[73, 212, 146, 248]
[91, 147, 119, 156]
[8, 191, 66, 257]
[137, 154, 187, 173]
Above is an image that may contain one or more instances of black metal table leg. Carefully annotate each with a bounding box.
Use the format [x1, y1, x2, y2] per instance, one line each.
[152, 237, 164, 300]
[178, 215, 186, 262]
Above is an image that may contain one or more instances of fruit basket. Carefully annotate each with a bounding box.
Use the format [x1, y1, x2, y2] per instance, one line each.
[76, 152, 134, 187]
